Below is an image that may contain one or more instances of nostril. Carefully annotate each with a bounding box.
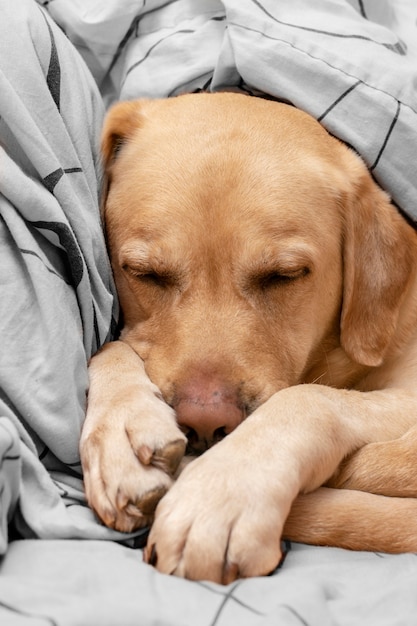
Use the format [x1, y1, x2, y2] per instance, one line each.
[185, 427, 199, 446]
[184, 427, 209, 456]
[182, 425, 228, 444]
[213, 426, 227, 443]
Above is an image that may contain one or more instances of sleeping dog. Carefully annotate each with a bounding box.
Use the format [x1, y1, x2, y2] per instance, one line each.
[80, 93, 417, 584]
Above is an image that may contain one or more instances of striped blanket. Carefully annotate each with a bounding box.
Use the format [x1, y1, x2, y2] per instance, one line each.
[1, 0, 417, 624]
[44, 0, 417, 222]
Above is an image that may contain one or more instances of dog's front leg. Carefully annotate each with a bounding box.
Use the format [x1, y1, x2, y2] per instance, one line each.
[80, 340, 186, 532]
[325, 421, 417, 497]
[144, 384, 417, 583]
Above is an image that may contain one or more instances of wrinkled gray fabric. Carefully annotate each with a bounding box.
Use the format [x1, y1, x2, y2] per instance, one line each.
[44, 0, 417, 221]
[0, 0, 133, 544]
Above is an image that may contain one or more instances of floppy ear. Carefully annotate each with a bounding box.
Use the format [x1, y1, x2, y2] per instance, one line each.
[100, 100, 144, 212]
[340, 154, 417, 367]
[101, 100, 144, 172]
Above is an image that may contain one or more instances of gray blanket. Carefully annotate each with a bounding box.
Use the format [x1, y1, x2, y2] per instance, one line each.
[1, 0, 417, 624]
[0, 0, 137, 545]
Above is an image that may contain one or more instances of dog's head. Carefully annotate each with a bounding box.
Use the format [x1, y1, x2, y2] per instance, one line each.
[101, 93, 416, 453]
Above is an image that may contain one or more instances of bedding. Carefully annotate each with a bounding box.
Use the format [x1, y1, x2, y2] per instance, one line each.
[0, 0, 417, 623]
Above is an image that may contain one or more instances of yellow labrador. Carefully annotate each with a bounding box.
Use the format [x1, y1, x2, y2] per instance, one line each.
[80, 93, 417, 584]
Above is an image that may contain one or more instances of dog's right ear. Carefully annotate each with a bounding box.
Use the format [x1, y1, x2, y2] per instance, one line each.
[339, 151, 417, 367]
[101, 100, 144, 173]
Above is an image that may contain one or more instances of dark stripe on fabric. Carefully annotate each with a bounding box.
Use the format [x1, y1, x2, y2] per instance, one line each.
[64, 167, 83, 174]
[92, 301, 101, 351]
[219, 591, 263, 615]
[29, 220, 84, 287]
[249, 0, 405, 54]
[326, 127, 412, 224]
[40, 12, 61, 109]
[43, 167, 83, 192]
[124, 13, 226, 83]
[124, 29, 195, 81]
[325, 123, 412, 226]
[370, 100, 401, 171]
[197, 580, 263, 619]
[358, 0, 367, 18]
[43, 168, 64, 193]
[209, 581, 243, 626]
[4, 455, 20, 461]
[281, 605, 309, 626]
[39, 445, 49, 461]
[107, 14, 141, 76]
[317, 80, 362, 121]
[110, 1, 195, 72]
[20, 248, 71, 284]
[230, 21, 408, 111]
[0, 600, 58, 626]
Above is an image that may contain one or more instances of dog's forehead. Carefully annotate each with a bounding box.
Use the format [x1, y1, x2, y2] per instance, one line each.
[112, 152, 342, 236]
[135, 93, 336, 160]
[107, 94, 346, 250]
[110, 173, 341, 269]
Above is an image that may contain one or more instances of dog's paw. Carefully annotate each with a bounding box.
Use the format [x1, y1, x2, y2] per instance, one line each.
[80, 390, 187, 532]
[143, 435, 290, 583]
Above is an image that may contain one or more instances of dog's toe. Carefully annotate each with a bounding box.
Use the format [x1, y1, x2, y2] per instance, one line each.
[148, 439, 187, 475]
[135, 485, 170, 516]
[112, 474, 174, 532]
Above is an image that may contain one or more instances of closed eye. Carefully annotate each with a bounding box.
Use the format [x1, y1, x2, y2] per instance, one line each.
[139, 271, 171, 287]
[123, 265, 173, 288]
[257, 267, 310, 289]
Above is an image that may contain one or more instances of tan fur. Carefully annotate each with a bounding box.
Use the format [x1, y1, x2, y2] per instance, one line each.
[80, 93, 417, 584]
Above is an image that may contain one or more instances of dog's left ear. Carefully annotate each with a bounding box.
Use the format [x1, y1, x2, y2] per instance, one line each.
[101, 100, 144, 172]
[99, 100, 144, 213]
[340, 151, 417, 367]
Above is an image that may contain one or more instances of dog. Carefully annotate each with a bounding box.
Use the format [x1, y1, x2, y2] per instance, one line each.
[80, 92, 417, 584]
